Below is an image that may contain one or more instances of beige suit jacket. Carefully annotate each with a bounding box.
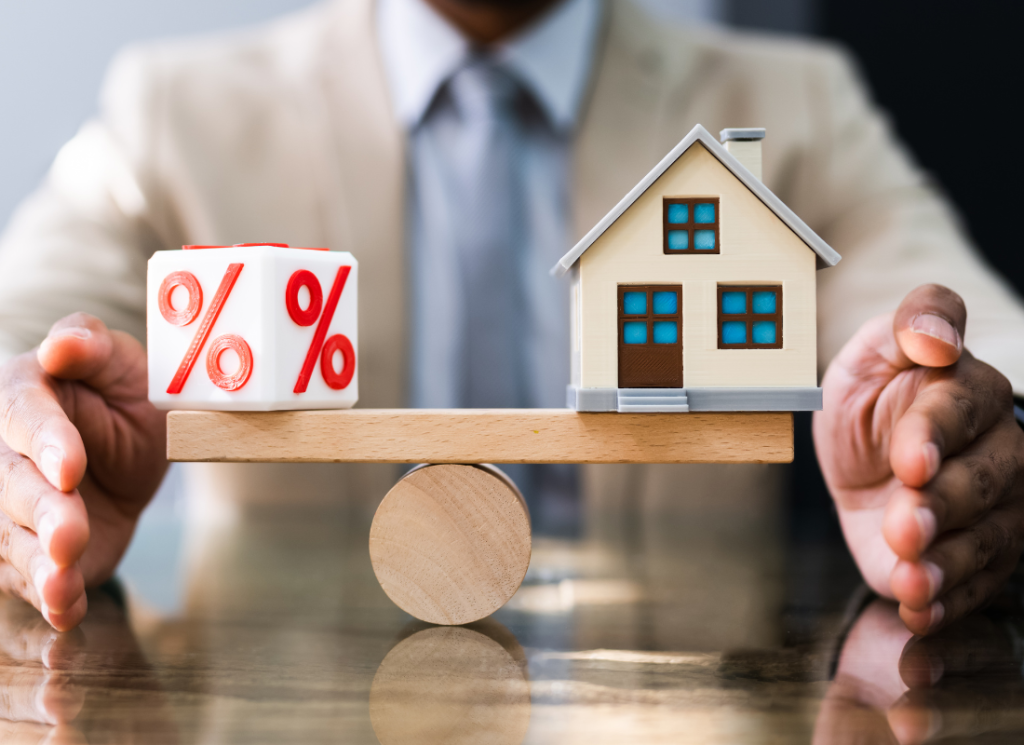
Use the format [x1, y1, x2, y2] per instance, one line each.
[1, 0, 1022, 521]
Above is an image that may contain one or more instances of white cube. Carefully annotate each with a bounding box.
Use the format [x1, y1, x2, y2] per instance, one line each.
[147, 243, 358, 411]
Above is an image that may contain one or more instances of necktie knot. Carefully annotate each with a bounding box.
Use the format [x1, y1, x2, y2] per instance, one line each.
[447, 58, 523, 124]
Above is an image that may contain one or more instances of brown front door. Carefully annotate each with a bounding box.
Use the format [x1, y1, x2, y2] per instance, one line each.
[617, 285, 682, 388]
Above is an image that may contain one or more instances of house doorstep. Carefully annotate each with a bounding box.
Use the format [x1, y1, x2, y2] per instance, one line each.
[567, 385, 822, 413]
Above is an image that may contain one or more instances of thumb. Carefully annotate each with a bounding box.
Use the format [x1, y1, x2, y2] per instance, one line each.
[893, 284, 965, 369]
[816, 285, 965, 496]
[38, 313, 149, 405]
[25, 313, 154, 498]
[37, 313, 117, 386]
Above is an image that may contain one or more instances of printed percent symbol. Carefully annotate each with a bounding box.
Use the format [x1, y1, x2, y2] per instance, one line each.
[286, 266, 355, 393]
[159, 263, 253, 393]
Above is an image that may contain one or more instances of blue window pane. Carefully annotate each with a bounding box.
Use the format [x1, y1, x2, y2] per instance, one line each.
[752, 291, 777, 314]
[667, 230, 689, 250]
[695, 203, 716, 223]
[753, 321, 777, 344]
[667, 204, 689, 224]
[623, 291, 646, 315]
[722, 321, 747, 344]
[695, 230, 716, 250]
[624, 321, 647, 344]
[653, 321, 678, 344]
[652, 291, 678, 315]
[721, 291, 746, 314]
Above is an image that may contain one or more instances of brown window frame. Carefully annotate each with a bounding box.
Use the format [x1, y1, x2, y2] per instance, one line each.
[717, 285, 783, 349]
[663, 197, 720, 255]
[618, 286, 682, 345]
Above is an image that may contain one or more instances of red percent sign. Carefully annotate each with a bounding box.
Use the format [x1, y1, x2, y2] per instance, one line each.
[286, 266, 354, 392]
[159, 264, 253, 393]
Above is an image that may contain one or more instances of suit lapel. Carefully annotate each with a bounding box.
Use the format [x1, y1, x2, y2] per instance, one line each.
[572, 0, 704, 242]
[306, 0, 407, 408]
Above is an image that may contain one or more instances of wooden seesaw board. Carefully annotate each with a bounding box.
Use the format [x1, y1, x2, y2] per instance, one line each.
[166, 409, 793, 625]
[165, 409, 793, 464]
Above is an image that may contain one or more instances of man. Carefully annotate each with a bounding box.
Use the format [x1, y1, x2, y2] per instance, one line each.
[0, 0, 1022, 635]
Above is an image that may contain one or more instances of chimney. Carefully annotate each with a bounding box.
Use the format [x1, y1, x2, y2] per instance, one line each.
[720, 128, 765, 181]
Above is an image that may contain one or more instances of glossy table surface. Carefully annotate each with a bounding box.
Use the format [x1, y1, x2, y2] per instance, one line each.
[2, 468, 1024, 744]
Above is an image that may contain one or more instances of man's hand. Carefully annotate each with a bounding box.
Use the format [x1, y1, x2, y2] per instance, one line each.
[815, 284, 1024, 635]
[0, 313, 166, 630]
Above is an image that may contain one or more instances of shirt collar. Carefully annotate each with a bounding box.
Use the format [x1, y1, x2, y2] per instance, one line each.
[377, 0, 603, 132]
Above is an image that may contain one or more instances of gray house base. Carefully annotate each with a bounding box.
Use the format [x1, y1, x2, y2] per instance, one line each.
[567, 385, 822, 413]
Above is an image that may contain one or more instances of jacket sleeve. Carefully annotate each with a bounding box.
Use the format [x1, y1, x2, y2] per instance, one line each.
[791, 47, 1024, 394]
[0, 47, 177, 364]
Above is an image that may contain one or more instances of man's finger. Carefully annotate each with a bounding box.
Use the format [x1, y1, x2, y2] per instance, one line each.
[0, 357, 87, 493]
[890, 356, 1013, 487]
[0, 514, 86, 628]
[38, 313, 148, 404]
[0, 314, 135, 494]
[898, 562, 1011, 636]
[892, 523, 1019, 634]
[892, 503, 1024, 612]
[0, 562, 87, 634]
[37, 313, 115, 384]
[817, 286, 971, 497]
[883, 421, 1024, 560]
[893, 284, 966, 369]
[0, 443, 90, 568]
[36, 315, 161, 491]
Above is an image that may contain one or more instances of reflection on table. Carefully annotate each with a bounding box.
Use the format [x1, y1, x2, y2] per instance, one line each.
[1, 462, 1023, 743]
[817, 596, 1024, 744]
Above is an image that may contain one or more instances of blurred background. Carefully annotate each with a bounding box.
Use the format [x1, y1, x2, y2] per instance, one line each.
[2, 0, 1018, 286]
[0, 0, 1019, 613]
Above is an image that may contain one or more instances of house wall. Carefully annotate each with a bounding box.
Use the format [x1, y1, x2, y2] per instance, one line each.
[571, 266, 582, 388]
[578, 142, 817, 389]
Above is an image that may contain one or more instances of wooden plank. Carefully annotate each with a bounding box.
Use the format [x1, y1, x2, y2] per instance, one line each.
[167, 409, 792, 464]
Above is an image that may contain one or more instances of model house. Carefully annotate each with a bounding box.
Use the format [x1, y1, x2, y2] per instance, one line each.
[554, 124, 841, 413]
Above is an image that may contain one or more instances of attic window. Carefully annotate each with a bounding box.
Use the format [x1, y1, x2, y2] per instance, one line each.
[718, 285, 782, 349]
[663, 197, 720, 254]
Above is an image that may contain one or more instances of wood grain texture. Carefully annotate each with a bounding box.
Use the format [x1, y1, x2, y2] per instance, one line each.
[166, 409, 793, 464]
[369, 465, 532, 626]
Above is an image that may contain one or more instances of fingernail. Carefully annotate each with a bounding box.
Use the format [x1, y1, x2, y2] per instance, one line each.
[914, 506, 938, 550]
[921, 442, 941, 480]
[923, 560, 944, 601]
[911, 313, 961, 350]
[37, 513, 57, 555]
[928, 601, 945, 631]
[34, 565, 50, 599]
[928, 654, 945, 685]
[40, 447, 64, 490]
[50, 327, 91, 341]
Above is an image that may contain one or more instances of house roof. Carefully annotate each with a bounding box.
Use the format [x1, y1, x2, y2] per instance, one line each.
[551, 124, 842, 276]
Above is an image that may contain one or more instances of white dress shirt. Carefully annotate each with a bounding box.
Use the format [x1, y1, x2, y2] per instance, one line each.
[377, 0, 603, 409]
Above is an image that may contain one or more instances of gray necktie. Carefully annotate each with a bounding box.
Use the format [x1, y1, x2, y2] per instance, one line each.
[408, 55, 579, 533]
[445, 58, 528, 408]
